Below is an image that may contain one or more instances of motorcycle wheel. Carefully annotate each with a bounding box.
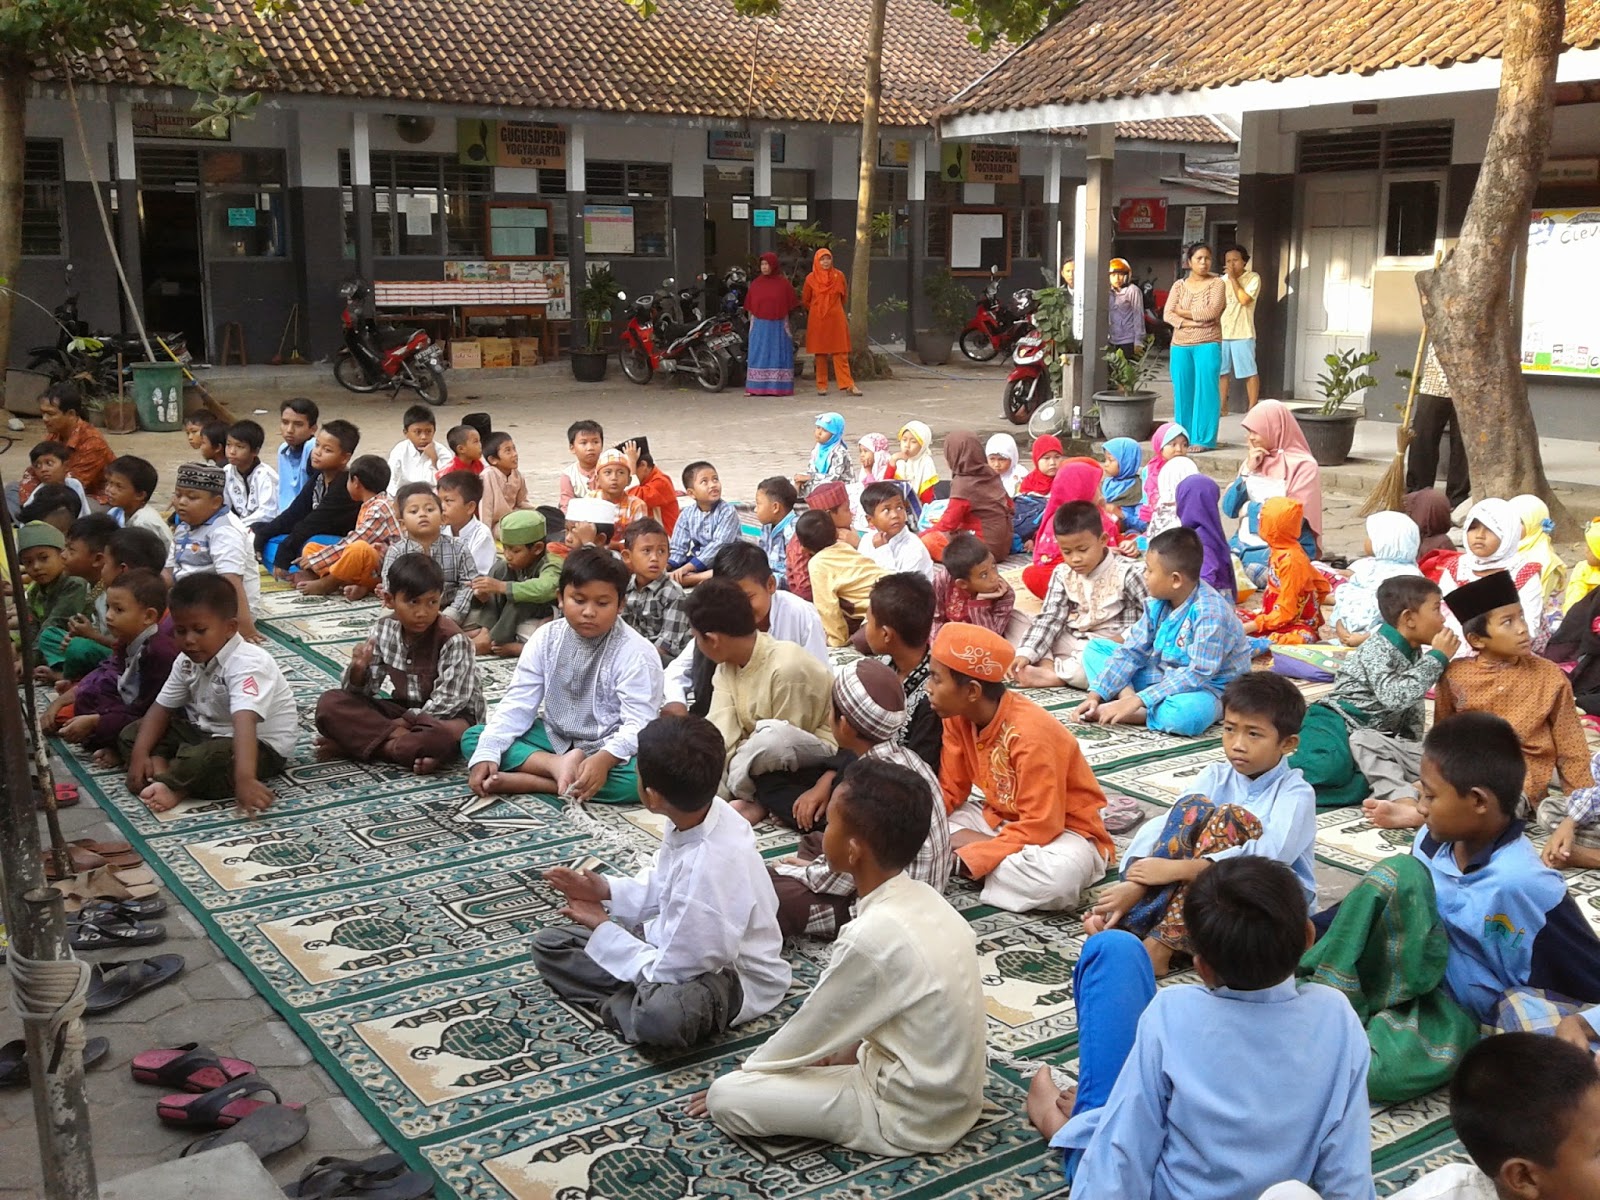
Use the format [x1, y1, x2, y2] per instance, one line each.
[25, 353, 69, 383]
[406, 361, 448, 406]
[619, 344, 653, 384]
[1002, 377, 1041, 426]
[691, 345, 727, 393]
[333, 352, 383, 394]
[959, 329, 999, 362]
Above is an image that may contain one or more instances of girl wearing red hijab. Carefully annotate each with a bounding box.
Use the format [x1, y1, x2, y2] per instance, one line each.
[802, 248, 861, 396]
[743, 252, 800, 397]
[1022, 459, 1119, 598]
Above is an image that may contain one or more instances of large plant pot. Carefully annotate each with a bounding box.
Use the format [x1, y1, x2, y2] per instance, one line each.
[1093, 389, 1157, 441]
[1293, 406, 1360, 466]
[915, 330, 954, 366]
[570, 349, 609, 383]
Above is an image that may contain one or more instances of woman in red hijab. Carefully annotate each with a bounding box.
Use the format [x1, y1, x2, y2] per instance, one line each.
[743, 252, 800, 398]
[801, 248, 861, 397]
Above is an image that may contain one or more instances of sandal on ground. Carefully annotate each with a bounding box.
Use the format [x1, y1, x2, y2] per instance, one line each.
[0, 1037, 110, 1088]
[1102, 795, 1148, 835]
[38, 782, 80, 810]
[157, 1074, 302, 1130]
[133, 1044, 257, 1093]
[69, 839, 142, 868]
[68, 910, 165, 952]
[41, 846, 107, 879]
[56, 867, 160, 913]
[84, 955, 185, 1015]
[72, 897, 168, 923]
[180, 1102, 309, 1160]
[285, 1154, 433, 1199]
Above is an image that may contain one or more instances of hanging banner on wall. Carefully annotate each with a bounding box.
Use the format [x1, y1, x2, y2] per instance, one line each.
[1182, 205, 1207, 245]
[1521, 208, 1600, 377]
[939, 143, 1020, 185]
[877, 139, 913, 167]
[1116, 197, 1168, 234]
[583, 204, 636, 255]
[457, 120, 567, 169]
[131, 103, 230, 141]
[705, 131, 787, 163]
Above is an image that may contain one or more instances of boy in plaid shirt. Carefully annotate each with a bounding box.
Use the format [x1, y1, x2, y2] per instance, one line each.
[295, 455, 399, 599]
[622, 518, 690, 662]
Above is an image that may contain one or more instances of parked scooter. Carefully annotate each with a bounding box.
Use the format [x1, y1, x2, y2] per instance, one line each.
[1002, 320, 1053, 425]
[960, 265, 1038, 362]
[617, 283, 730, 392]
[332, 278, 448, 405]
[25, 265, 190, 393]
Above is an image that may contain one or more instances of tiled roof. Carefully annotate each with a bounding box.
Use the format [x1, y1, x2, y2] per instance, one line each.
[1109, 118, 1234, 144]
[57, 0, 1234, 141]
[949, 0, 1600, 115]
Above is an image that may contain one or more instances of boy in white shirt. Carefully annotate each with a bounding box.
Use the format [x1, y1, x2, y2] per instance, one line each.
[166, 462, 264, 643]
[438, 469, 497, 576]
[860, 480, 934, 581]
[386, 404, 440, 494]
[119, 572, 298, 816]
[535, 712, 791, 1048]
[223, 419, 279, 528]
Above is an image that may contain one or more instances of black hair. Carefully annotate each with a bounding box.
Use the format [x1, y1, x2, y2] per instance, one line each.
[443, 425, 474, 454]
[1187, 241, 1214, 260]
[868, 572, 935, 647]
[1377, 575, 1442, 628]
[168, 571, 238, 620]
[66, 513, 120, 555]
[109, 568, 168, 615]
[201, 419, 230, 450]
[636, 714, 724, 812]
[943, 661, 1006, 704]
[401, 404, 436, 432]
[281, 397, 319, 425]
[1450, 1032, 1600, 1177]
[1185, 857, 1308, 991]
[1422, 712, 1525, 818]
[394, 482, 440, 513]
[1052, 499, 1107, 541]
[107, 455, 158, 504]
[347, 454, 392, 494]
[795, 508, 838, 554]
[681, 460, 715, 490]
[859, 481, 906, 519]
[226, 419, 265, 455]
[20, 484, 80, 523]
[622, 516, 667, 548]
[622, 437, 654, 467]
[1148, 526, 1203, 582]
[567, 419, 604, 445]
[183, 413, 205, 429]
[321, 418, 360, 457]
[941, 532, 991, 584]
[437, 469, 483, 506]
[30, 440, 71, 464]
[109, 527, 168, 573]
[43, 380, 84, 414]
[1460, 610, 1502, 642]
[685, 577, 757, 638]
[757, 475, 799, 511]
[1221, 672, 1305, 739]
[385, 551, 446, 601]
[1226, 243, 1251, 264]
[711, 540, 773, 585]
[482, 431, 515, 461]
[834, 757, 933, 871]
[558, 546, 630, 599]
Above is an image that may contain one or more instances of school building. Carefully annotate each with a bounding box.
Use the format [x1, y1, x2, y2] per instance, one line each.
[8, 0, 1235, 368]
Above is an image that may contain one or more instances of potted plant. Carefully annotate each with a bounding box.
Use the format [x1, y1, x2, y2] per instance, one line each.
[1093, 338, 1159, 441]
[571, 263, 619, 383]
[1025, 285, 1089, 434]
[917, 269, 968, 366]
[1296, 348, 1379, 466]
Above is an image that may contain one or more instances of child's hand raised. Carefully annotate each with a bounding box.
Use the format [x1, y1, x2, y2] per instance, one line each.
[1430, 627, 1461, 658]
[544, 866, 611, 903]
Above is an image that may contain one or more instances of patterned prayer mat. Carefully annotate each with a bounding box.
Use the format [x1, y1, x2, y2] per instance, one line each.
[50, 599, 1481, 1198]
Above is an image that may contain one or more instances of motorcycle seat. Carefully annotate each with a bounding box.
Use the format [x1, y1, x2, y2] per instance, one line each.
[379, 329, 421, 350]
[661, 323, 691, 341]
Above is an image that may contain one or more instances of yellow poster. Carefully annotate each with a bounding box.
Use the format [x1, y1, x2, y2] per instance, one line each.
[458, 120, 567, 169]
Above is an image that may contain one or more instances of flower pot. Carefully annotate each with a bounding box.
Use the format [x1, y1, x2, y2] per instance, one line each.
[1292, 406, 1360, 466]
[915, 330, 955, 366]
[570, 349, 609, 383]
[1092, 389, 1157, 442]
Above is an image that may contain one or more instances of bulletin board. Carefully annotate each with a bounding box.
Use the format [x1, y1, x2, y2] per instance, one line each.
[949, 208, 1010, 276]
[486, 202, 553, 260]
[1521, 208, 1600, 377]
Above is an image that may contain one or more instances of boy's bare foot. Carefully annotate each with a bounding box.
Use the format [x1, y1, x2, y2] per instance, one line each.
[1026, 1066, 1076, 1141]
[295, 574, 341, 596]
[469, 629, 492, 654]
[140, 782, 183, 812]
[312, 735, 343, 761]
[479, 769, 552, 795]
[414, 757, 441, 775]
[342, 584, 372, 602]
[730, 798, 767, 825]
[91, 749, 119, 768]
[1144, 936, 1177, 978]
[1014, 663, 1066, 689]
[1363, 796, 1425, 830]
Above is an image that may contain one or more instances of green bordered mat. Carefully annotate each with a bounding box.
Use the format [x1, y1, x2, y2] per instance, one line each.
[49, 590, 1471, 1197]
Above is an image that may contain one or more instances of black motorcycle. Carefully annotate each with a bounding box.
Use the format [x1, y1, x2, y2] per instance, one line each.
[26, 265, 189, 392]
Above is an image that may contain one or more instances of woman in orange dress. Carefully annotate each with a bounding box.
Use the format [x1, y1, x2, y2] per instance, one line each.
[801, 248, 861, 397]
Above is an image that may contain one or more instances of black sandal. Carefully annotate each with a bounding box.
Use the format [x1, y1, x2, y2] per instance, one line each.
[285, 1154, 433, 1199]
[0, 1037, 110, 1087]
[180, 1102, 309, 1160]
[84, 955, 185, 1014]
[71, 896, 168, 922]
[68, 910, 165, 951]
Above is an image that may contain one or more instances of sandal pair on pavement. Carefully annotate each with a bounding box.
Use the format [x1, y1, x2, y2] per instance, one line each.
[284, 1154, 434, 1198]
[68, 905, 165, 952]
[135, 1044, 309, 1160]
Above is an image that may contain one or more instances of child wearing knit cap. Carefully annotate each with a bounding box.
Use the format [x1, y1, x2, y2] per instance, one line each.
[167, 462, 263, 643]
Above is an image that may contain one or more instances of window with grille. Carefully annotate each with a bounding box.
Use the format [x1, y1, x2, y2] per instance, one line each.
[1297, 124, 1452, 173]
[926, 174, 959, 258]
[871, 169, 909, 258]
[339, 151, 492, 257]
[585, 160, 670, 256]
[23, 140, 65, 256]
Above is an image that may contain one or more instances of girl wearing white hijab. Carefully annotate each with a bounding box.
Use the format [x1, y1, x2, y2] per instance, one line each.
[1140, 456, 1199, 541]
[985, 433, 1027, 497]
[1330, 511, 1422, 641]
[1438, 497, 1549, 655]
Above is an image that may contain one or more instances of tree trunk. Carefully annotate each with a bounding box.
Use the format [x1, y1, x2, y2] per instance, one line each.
[1417, 0, 1571, 533]
[847, 0, 887, 380]
[0, 55, 28, 385]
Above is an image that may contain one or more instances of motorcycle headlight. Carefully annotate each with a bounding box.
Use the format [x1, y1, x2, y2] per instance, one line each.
[339, 281, 360, 300]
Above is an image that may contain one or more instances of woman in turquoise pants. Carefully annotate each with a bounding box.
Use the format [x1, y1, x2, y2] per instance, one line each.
[1163, 246, 1227, 450]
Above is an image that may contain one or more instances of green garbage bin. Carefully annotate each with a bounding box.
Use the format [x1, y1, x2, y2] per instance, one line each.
[130, 362, 185, 432]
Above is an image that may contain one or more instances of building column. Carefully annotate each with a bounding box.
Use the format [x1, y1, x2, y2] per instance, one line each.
[670, 131, 705, 281]
[1235, 111, 1291, 406]
[350, 112, 374, 278]
[566, 124, 588, 340]
[1043, 145, 1063, 282]
[1079, 124, 1115, 409]
[112, 103, 144, 331]
[753, 130, 774, 256]
[906, 140, 926, 344]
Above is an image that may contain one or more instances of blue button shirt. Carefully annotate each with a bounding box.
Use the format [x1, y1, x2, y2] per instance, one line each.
[276, 440, 313, 515]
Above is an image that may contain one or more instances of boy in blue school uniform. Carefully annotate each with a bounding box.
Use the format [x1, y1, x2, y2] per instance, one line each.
[1029, 857, 1374, 1199]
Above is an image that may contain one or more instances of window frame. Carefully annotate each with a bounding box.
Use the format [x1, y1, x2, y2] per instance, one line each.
[1377, 170, 1446, 268]
[22, 139, 67, 258]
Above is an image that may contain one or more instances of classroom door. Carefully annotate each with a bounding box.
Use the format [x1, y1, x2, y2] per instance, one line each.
[1294, 176, 1376, 398]
[704, 167, 753, 276]
[137, 168, 209, 359]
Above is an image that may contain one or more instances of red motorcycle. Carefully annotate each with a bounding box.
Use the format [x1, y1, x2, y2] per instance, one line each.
[1002, 321, 1052, 425]
[333, 278, 448, 404]
[960, 266, 1038, 362]
[617, 283, 730, 392]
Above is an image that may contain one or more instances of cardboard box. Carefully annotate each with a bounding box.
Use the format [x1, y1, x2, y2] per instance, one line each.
[478, 336, 514, 369]
[449, 340, 482, 369]
[512, 337, 542, 367]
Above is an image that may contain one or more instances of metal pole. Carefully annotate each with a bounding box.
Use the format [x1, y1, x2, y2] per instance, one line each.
[0, 477, 99, 1200]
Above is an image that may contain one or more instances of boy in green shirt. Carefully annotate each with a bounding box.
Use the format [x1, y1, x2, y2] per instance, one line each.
[466, 509, 561, 656]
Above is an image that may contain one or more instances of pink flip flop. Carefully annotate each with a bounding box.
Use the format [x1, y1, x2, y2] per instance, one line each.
[132, 1044, 256, 1093]
[157, 1075, 303, 1129]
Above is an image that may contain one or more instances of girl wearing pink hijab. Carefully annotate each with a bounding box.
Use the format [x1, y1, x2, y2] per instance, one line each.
[1022, 458, 1119, 598]
[1228, 400, 1324, 555]
[1138, 422, 1190, 523]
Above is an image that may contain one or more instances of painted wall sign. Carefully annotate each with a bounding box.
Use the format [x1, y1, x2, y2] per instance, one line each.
[458, 121, 568, 169]
[1116, 197, 1168, 234]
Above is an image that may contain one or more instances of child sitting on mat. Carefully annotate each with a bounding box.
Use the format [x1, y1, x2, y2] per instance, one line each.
[385, 404, 439, 494]
[464, 548, 664, 804]
[167, 463, 263, 644]
[533, 712, 790, 1048]
[623, 437, 678, 535]
[435, 423, 484, 480]
[1241, 496, 1329, 646]
[557, 419, 603, 512]
[668, 461, 740, 589]
[315, 552, 485, 774]
[930, 531, 1014, 640]
[860, 480, 934, 581]
[439, 469, 496, 576]
[863, 571, 942, 772]
[801, 509, 887, 647]
[222, 420, 278, 529]
[104, 455, 171, 549]
[794, 412, 853, 497]
[120, 573, 298, 815]
[696, 752, 984, 1156]
[1331, 511, 1422, 645]
[1085, 673, 1317, 977]
[754, 475, 800, 591]
[254, 419, 361, 581]
[621, 517, 690, 663]
[379, 483, 474, 622]
[293, 455, 399, 600]
[47, 514, 119, 680]
[466, 509, 561, 658]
